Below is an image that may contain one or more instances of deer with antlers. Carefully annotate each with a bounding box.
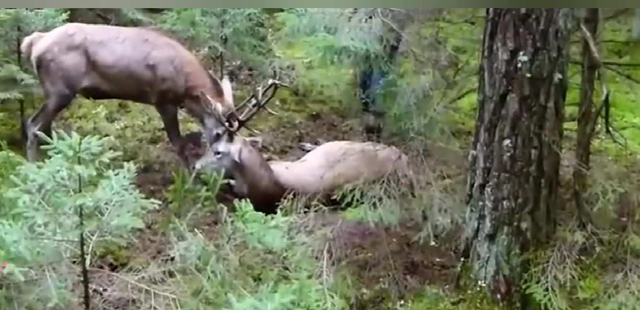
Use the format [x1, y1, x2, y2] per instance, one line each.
[192, 80, 414, 214]
[20, 22, 241, 167]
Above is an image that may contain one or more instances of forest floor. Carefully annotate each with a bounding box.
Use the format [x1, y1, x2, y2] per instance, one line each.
[0, 81, 472, 308]
[95, 95, 468, 309]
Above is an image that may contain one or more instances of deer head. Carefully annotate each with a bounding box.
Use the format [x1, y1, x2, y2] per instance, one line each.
[195, 79, 287, 171]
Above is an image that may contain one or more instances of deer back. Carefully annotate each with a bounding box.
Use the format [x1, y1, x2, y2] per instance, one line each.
[269, 141, 411, 195]
[23, 23, 233, 117]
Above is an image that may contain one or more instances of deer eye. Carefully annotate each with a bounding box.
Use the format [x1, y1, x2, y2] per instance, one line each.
[213, 150, 223, 158]
[208, 131, 223, 145]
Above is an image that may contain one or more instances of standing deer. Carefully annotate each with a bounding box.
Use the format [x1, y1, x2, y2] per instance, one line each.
[20, 22, 237, 167]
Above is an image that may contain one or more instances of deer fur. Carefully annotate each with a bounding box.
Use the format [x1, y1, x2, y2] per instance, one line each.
[21, 23, 235, 166]
[194, 135, 413, 214]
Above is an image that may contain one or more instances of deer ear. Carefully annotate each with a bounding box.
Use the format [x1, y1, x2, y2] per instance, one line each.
[199, 91, 224, 115]
[220, 75, 234, 108]
[231, 142, 243, 163]
[246, 137, 263, 149]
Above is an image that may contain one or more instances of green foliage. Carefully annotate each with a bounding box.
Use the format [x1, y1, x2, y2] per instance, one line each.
[523, 224, 640, 310]
[337, 179, 406, 228]
[0, 9, 67, 100]
[0, 140, 24, 186]
[273, 9, 390, 68]
[154, 9, 274, 78]
[0, 9, 68, 57]
[165, 168, 225, 222]
[160, 200, 348, 310]
[57, 98, 199, 165]
[270, 9, 484, 145]
[382, 9, 482, 145]
[0, 130, 158, 309]
[395, 286, 497, 310]
[564, 11, 640, 158]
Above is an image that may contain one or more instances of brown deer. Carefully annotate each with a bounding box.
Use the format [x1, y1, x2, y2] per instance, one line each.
[20, 22, 238, 167]
[194, 133, 414, 214]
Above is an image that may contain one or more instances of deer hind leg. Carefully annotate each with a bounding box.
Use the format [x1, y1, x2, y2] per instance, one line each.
[155, 104, 191, 170]
[25, 91, 75, 161]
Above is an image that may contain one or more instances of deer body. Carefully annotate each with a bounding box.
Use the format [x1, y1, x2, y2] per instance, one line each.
[269, 141, 410, 195]
[21, 23, 235, 165]
[195, 137, 411, 213]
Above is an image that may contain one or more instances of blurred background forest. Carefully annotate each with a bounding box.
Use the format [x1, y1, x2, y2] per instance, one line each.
[0, 8, 639, 310]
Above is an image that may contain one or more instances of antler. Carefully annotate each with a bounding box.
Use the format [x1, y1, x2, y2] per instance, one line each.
[220, 79, 288, 134]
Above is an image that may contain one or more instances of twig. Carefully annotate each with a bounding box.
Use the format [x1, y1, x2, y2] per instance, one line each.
[88, 267, 180, 301]
[26, 237, 77, 242]
[603, 65, 640, 85]
[570, 59, 640, 68]
[76, 136, 91, 310]
[603, 8, 632, 21]
[579, 22, 602, 68]
[601, 89, 628, 148]
[571, 39, 640, 45]
[322, 242, 330, 302]
[380, 231, 401, 292]
[448, 87, 476, 105]
[579, 20, 627, 148]
[375, 9, 408, 42]
[10, 284, 18, 310]
[599, 61, 640, 68]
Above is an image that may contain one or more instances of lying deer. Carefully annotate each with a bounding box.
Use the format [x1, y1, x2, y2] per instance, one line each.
[194, 132, 413, 214]
[20, 22, 237, 167]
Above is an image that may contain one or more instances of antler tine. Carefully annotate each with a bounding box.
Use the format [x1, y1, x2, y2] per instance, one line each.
[222, 78, 288, 134]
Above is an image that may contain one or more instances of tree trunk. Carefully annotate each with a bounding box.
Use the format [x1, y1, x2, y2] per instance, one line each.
[459, 9, 571, 307]
[574, 8, 600, 229]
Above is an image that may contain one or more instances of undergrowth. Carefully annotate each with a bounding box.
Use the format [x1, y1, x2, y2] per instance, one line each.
[522, 145, 640, 310]
[0, 131, 158, 309]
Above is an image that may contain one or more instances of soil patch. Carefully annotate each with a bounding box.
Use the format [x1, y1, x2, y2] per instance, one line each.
[301, 212, 459, 309]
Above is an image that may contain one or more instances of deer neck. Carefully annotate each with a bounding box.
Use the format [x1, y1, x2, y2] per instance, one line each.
[234, 141, 288, 213]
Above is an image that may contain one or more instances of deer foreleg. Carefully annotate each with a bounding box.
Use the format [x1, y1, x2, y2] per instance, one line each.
[25, 92, 74, 161]
[155, 104, 190, 169]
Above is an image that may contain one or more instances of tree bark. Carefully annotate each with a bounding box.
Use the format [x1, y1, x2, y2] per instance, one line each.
[459, 9, 571, 307]
[574, 8, 600, 229]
